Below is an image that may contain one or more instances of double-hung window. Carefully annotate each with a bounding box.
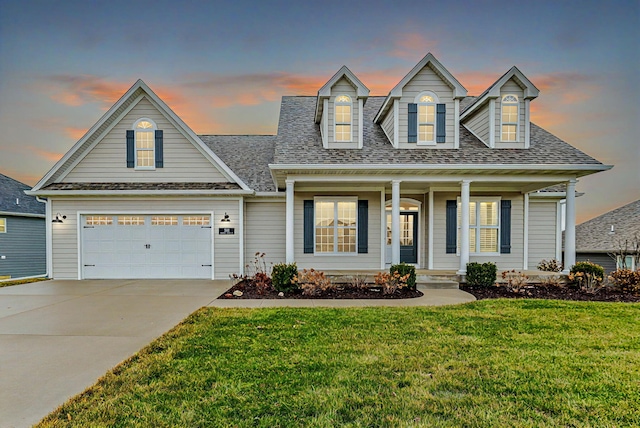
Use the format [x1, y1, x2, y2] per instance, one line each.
[417, 92, 437, 145]
[458, 198, 500, 254]
[501, 94, 519, 142]
[315, 199, 357, 253]
[134, 118, 156, 169]
[0, 218, 6, 233]
[334, 95, 352, 142]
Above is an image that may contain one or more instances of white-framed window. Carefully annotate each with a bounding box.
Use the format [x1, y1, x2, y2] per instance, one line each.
[501, 94, 519, 142]
[0, 218, 6, 233]
[315, 198, 357, 253]
[183, 216, 210, 226]
[117, 216, 145, 226]
[616, 255, 636, 271]
[458, 197, 500, 254]
[151, 216, 178, 226]
[334, 95, 352, 142]
[86, 216, 113, 226]
[416, 91, 438, 145]
[133, 118, 156, 169]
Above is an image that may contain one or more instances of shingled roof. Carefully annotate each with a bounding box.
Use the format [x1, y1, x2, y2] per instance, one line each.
[0, 173, 45, 216]
[576, 199, 640, 253]
[274, 96, 603, 166]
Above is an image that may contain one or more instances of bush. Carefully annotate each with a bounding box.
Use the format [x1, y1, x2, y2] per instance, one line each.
[537, 259, 563, 272]
[466, 262, 497, 287]
[294, 269, 334, 296]
[374, 271, 410, 295]
[390, 263, 416, 290]
[500, 270, 530, 293]
[272, 263, 299, 293]
[569, 261, 605, 293]
[608, 269, 640, 292]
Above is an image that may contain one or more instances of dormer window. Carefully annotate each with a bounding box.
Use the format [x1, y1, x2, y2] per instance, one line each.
[501, 94, 519, 142]
[335, 95, 352, 142]
[417, 92, 438, 145]
[134, 119, 156, 169]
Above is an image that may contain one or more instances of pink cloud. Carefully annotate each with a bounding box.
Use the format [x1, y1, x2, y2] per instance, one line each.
[64, 127, 87, 140]
[389, 33, 439, 60]
[28, 146, 63, 163]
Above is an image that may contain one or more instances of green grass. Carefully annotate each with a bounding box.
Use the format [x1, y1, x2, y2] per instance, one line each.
[0, 277, 48, 288]
[39, 300, 640, 427]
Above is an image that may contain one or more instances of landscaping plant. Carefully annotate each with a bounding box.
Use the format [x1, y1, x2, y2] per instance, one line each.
[294, 269, 334, 296]
[569, 261, 605, 294]
[466, 262, 497, 287]
[501, 270, 530, 293]
[537, 258, 563, 272]
[390, 263, 416, 290]
[374, 271, 410, 295]
[608, 269, 640, 292]
[271, 262, 299, 293]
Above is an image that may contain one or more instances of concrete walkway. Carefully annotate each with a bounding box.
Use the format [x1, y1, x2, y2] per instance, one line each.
[0, 280, 474, 427]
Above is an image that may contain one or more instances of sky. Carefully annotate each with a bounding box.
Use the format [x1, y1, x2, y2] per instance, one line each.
[0, 0, 638, 223]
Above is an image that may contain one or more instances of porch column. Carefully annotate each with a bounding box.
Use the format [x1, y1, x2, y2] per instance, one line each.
[285, 179, 295, 263]
[391, 180, 401, 265]
[563, 179, 577, 273]
[457, 180, 471, 275]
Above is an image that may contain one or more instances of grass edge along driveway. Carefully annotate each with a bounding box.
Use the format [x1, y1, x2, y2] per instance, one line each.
[38, 300, 640, 427]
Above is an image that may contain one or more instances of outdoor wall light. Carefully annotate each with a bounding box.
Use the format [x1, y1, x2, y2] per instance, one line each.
[221, 213, 231, 222]
[52, 213, 66, 223]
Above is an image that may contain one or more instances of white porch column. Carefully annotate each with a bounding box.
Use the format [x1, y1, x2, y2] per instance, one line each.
[391, 180, 401, 265]
[458, 180, 471, 275]
[563, 179, 577, 273]
[285, 179, 295, 263]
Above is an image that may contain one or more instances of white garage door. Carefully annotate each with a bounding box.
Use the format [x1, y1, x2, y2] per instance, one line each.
[81, 215, 212, 279]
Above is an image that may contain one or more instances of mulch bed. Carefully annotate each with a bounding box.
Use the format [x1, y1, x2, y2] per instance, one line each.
[218, 281, 423, 300]
[460, 284, 640, 303]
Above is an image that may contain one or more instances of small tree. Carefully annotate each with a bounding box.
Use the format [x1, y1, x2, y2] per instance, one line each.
[608, 233, 640, 271]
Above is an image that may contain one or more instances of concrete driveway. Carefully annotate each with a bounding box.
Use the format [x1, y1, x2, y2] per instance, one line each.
[0, 279, 228, 428]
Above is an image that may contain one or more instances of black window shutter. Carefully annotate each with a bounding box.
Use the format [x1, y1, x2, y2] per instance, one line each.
[303, 200, 314, 254]
[155, 130, 164, 168]
[446, 200, 457, 254]
[436, 103, 446, 143]
[501, 200, 511, 254]
[126, 130, 135, 168]
[408, 103, 417, 143]
[358, 200, 368, 254]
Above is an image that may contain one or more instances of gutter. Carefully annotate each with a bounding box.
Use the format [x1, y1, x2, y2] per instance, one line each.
[35, 196, 51, 279]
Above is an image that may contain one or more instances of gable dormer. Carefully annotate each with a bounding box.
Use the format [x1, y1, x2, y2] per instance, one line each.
[461, 66, 539, 149]
[374, 53, 467, 149]
[315, 66, 369, 149]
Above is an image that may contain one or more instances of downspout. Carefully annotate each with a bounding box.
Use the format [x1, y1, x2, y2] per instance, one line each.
[36, 196, 52, 279]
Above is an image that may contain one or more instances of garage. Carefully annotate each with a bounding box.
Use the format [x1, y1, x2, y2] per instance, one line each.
[81, 214, 212, 279]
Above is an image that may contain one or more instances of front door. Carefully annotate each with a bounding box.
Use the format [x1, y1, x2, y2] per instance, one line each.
[386, 211, 418, 264]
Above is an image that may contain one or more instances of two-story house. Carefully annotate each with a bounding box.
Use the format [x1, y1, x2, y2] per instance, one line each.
[28, 53, 610, 280]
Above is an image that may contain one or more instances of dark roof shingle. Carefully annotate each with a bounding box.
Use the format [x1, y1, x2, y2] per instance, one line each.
[576, 199, 640, 252]
[0, 173, 44, 215]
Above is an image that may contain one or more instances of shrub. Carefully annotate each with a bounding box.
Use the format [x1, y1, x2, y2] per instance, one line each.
[272, 263, 298, 293]
[466, 262, 497, 287]
[500, 270, 530, 293]
[374, 271, 410, 295]
[537, 259, 563, 272]
[608, 269, 640, 292]
[230, 252, 273, 295]
[569, 261, 604, 294]
[347, 275, 368, 290]
[390, 263, 416, 290]
[294, 269, 334, 296]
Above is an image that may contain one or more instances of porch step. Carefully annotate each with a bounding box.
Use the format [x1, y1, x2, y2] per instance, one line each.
[417, 280, 459, 289]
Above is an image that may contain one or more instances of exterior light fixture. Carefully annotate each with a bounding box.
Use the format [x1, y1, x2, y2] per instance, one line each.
[221, 213, 230, 222]
[52, 213, 66, 223]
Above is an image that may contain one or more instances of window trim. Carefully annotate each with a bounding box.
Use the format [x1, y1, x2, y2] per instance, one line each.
[334, 94, 352, 142]
[616, 255, 636, 271]
[313, 197, 358, 255]
[500, 94, 519, 142]
[133, 118, 157, 170]
[416, 91, 438, 146]
[0, 218, 6, 233]
[457, 196, 501, 256]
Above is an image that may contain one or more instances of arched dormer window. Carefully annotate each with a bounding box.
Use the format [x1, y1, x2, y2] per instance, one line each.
[133, 118, 156, 168]
[334, 95, 352, 142]
[501, 94, 519, 142]
[416, 91, 438, 145]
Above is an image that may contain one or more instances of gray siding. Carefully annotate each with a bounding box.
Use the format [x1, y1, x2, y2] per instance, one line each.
[464, 102, 490, 145]
[0, 216, 46, 278]
[528, 201, 558, 270]
[497, 79, 526, 147]
[576, 253, 616, 275]
[63, 97, 228, 183]
[327, 78, 359, 149]
[398, 65, 455, 149]
[380, 105, 395, 145]
[244, 201, 286, 271]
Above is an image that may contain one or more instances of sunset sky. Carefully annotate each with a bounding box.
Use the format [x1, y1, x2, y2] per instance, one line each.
[0, 0, 638, 223]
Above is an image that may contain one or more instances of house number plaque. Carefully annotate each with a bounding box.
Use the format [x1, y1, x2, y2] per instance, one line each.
[219, 228, 235, 235]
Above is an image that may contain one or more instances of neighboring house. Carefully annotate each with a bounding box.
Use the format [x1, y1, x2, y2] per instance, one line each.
[0, 173, 46, 278]
[27, 53, 611, 280]
[575, 199, 640, 273]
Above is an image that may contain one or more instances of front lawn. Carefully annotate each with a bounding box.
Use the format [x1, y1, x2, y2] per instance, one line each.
[0, 277, 48, 288]
[39, 301, 640, 427]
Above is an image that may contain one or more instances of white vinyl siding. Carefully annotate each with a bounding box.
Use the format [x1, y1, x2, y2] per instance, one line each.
[463, 102, 490, 145]
[327, 78, 359, 149]
[49, 197, 240, 280]
[244, 201, 286, 269]
[398, 65, 454, 149]
[380, 107, 395, 145]
[433, 192, 524, 270]
[527, 200, 559, 270]
[294, 192, 381, 270]
[62, 97, 228, 183]
[497, 79, 526, 147]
